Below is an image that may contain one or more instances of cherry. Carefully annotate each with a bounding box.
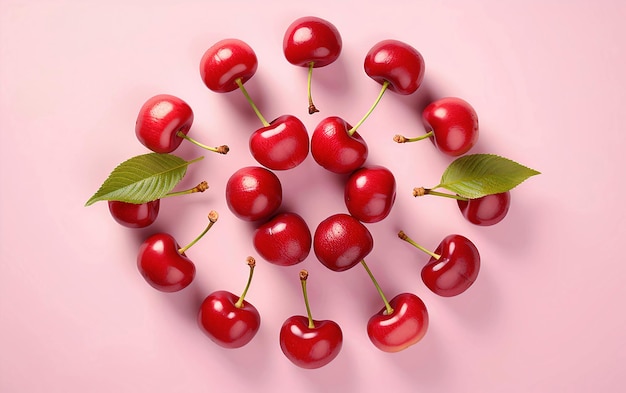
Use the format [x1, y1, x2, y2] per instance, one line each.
[313, 213, 373, 272]
[137, 211, 219, 292]
[398, 231, 480, 297]
[310, 116, 368, 174]
[282, 16, 342, 114]
[107, 181, 208, 228]
[198, 257, 260, 349]
[394, 97, 478, 156]
[225, 166, 282, 222]
[364, 39, 425, 95]
[199, 38, 258, 93]
[249, 114, 309, 170]
[135, 94, 229, 154]
[253, 212, 311, 266]
[457, 191, 511, 226]
[280, 270, 343, 369]
[344, 165, 396, 223]
[360, 259, 429, 352]
[108, 199, 160, 228]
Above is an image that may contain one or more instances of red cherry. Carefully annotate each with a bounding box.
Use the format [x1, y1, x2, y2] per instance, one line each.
[137, 233, 195, 292]
[399, 231, 480, 297]
[135, 94, 228, 154]
[136, 212, 218, 292]
[249, 115, 309, 170]
[199, 39, 258, 93]
[280, 270, 343, 369]
[225, 166, 283, 222]
[283, 16, 342, 114]
[313, 213, 373, 272]
[198, 257, 260, 349]
[253, 212, 311, 266]
[310, 116, 368, 174]
[135, 94, 193, 153]
[367, 292, 429, 353]
[422, 97, 479, 156]
[364, 39, 425, 95]
[108, 199, 160, 228]
[344, 165, 396, 223]
[457, 191, 511, 226]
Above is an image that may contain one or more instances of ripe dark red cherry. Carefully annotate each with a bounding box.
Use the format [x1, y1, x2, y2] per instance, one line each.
[367, 292, 429, 353]
[108, 199, 160, 228]
[280, 270, 343, 369]
[136, 211, 218, 292]
[364, 39, 425, 95]
[283, 16, 342, 114]
[253, 212, 312, 266]
[249, 115, 309, 170]
[199, 38, 258, 93]
[422, 97, 479, 156]
[135, 94, 228, 154]
[310, 116, 368, 174]
[457, 191, 511, 226]
[313, 213, 373, 272]
[198, 257, 260, 348]
[225, 166, 283, 222]
[344, 166, 396, 223]
[399, 231, 480, 297]
[360, 259, 429, 352]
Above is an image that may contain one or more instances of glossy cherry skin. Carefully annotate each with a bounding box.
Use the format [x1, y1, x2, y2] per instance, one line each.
[108, 199, 160, 228]
[313, 213, 373, 272]
[249, 115, 309, 170]
[283, 16, 342, 67]
[136, 233, 195, 292]
[345, 166, 396, 223]
[135, 94, 194, 153]
[422, 234, 480, 297]
[199, 38, 258, 93]
[422, 97, 479, 156]
[198, 290, 260, 349]
[457, 191, 511, 226]
[364, 40, 425, 95]
[279, 316, 343, 369]
[253, 212, 312, 266]
[310, 116, 368, 174]
[225, 166, 283, 222]
[367, 293, 429, 353]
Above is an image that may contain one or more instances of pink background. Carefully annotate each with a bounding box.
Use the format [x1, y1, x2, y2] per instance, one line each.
[1, 1, 625, 392]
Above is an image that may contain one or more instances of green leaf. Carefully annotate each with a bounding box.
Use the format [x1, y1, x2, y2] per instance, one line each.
[436, 154, 540, 198]
[85, 153, 203, 206]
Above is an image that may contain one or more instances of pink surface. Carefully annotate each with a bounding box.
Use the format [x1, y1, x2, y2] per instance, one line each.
[1, 1, 625, 392]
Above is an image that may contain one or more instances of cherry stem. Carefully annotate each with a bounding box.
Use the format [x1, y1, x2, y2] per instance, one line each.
[412, 187, 469, 201]
[178, 210, 219, 254]
[235, 78, 270, 127]
[163, 181, 209, 198]
[398, 230, 441, 260]
[348, 80, 390, 136]
[235, 257, 256, 308]
[307, 62, 319, 114]
[360, 259, 393, 315]
[176, 131, 229, 154]
[393, 131, 433, 144]
[299, 270, 315, 329]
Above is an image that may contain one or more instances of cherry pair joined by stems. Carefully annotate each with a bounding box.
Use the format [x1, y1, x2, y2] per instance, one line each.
[137, 210, 219, 292]
[394, 96, 479, 157]
[398, 230, 480, 297]
[199, 39, 309, 171]
[280, 270, 343, 368]
[135, 94, 229, 155]
[108, 181, 208, 228]
[198, 257, 260, 349]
